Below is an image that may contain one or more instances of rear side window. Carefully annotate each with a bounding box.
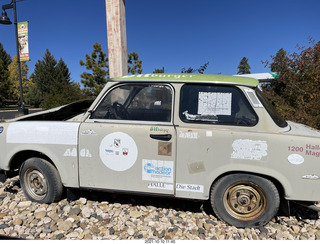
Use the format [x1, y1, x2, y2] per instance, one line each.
[180, 84, 258, 126]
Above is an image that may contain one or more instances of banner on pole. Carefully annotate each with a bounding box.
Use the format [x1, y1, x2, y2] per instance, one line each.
[18, 21, 29, 62]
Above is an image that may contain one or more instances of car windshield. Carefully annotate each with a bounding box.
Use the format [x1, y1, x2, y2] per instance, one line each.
[255, 87, 288, 128]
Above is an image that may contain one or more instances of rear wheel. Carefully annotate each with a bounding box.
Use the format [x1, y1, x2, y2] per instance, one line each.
[210, 173, 279, 227]
[19, 158, 63, 203]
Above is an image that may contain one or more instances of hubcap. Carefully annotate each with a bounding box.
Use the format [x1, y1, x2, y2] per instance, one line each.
[224, 184, 266, 221]
[24, 169, 48, 201]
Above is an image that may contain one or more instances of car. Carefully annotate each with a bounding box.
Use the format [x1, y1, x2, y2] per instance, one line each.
[1, 73, 320, 228]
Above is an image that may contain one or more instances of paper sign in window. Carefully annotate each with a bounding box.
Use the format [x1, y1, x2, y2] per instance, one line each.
[198, 92, 232, 115]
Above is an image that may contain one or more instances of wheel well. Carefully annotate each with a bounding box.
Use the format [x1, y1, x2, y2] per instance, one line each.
[9, 150, 53, 172]
[210, 171, 285, 199]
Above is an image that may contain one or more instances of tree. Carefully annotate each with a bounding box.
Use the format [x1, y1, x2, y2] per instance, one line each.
[153, 67, 165, 73]
[128, 52, 143, 74]
[181, 62, 209, 74]
[80, 43, 109, 97]
[0, 60, 10, 103]
[8, 55, 29, 102]
[28, 49, 83, 109]
[32, 49, 58, 97]
[0, 42, 12, 104]
[80, 43, 143, 97]
[0, 42, 11, 68]
[237, 57, 251, 74]
[264, 38, 320, 129]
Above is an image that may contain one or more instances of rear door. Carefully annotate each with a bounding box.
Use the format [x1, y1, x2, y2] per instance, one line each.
[78, 83, 176, 195]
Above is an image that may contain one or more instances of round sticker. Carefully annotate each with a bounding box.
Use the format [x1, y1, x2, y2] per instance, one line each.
[99, 132, 138, 171]
[288, 154, 304, 165]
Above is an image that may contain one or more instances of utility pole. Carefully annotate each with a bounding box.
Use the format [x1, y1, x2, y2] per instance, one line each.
[105, 0, 128, 78]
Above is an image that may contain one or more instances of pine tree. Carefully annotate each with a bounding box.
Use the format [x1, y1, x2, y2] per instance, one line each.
[270, 48, 289, 73]
[0, 60, 10, 103]
[80, 42, 109, 97]
[80, 43, 143, 97]
[0, 42, 12, 104]
[153, 67, 165, 73]
[237, 57, 251, 74]
[28, 49, 83, 108]
[128, 52, 143, 74]
[0, 42, 11, 68]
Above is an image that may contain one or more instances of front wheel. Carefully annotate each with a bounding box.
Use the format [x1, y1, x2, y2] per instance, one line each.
[19, 158, 63, 203]
[210, 174, 280, 227]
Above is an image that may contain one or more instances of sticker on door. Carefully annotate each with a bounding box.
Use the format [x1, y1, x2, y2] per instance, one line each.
[99, 132, 138, 171]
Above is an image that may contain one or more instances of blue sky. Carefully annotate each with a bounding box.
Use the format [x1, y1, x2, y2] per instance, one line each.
[0, 0, 319, 84]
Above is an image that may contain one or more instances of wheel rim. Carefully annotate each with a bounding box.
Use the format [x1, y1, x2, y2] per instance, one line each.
[223, 183, 266, 221]
[23, 168, 48, 201]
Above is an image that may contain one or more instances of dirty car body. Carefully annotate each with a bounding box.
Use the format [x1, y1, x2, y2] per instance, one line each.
[1, 73, 320, 227]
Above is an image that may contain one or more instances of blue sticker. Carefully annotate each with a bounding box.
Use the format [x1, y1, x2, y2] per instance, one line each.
[0, 126, 3, 134]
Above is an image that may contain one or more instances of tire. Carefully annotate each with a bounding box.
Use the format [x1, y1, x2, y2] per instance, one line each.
[19, 158, 63, 204]
[210, 173, 279, 228]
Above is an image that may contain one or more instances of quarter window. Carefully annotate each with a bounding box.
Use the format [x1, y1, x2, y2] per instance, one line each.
[91, 84, 172, 122]
[180, 84, 258, 126]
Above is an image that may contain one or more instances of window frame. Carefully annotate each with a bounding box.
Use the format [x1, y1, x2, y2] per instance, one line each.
[89, 82, 175, 124]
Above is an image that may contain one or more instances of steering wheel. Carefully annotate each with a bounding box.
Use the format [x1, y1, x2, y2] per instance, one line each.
[112, 102, 129, 119]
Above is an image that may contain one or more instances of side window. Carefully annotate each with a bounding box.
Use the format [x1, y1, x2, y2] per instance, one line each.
[91, 84, 172, 122]
[180, 84, 258, 126]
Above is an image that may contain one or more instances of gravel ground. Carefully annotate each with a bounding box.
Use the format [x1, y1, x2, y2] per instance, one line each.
[1, 175, 320, 240]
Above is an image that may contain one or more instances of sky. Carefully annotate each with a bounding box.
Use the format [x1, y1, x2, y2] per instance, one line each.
[0, 0, 319, 84]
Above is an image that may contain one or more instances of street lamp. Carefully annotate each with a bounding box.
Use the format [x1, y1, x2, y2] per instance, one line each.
[0, 0, 28, 115]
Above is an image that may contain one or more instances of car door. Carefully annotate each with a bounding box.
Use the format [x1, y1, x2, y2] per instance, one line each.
[78, 83, 176, 195]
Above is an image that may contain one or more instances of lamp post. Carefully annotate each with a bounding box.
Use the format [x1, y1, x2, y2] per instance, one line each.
[0, 0, 28, 115]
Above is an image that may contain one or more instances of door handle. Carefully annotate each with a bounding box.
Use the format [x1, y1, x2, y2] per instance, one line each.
[150, 134, 172, 141]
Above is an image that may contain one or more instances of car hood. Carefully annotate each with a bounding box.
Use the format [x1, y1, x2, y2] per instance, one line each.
[10, 99, 94, 122]
[285, 121, 320, 138]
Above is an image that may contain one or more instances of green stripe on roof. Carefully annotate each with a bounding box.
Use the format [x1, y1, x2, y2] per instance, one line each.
[112, 73, 258, 86]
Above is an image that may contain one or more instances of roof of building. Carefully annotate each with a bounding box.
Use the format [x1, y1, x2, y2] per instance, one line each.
[112, 73, 259, 86]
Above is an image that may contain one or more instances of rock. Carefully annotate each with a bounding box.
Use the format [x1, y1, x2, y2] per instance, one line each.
[130, 211, 142, 218]
[69, 208, 81, 216]
[78, 198, 87, 205]
[13, 218, 23, 226]
[67, 231, 79, 239]
[291, 225, 300, 234]
[0, 224, 9, 229]
[58, 220, 73, 232]
[81, 207, 92, 218]
[315, 230, 320, 240]
[17, 201, 32, 209]
[34, 208, 47, 219]
[9, 201, 17, 210]
[127, 228, 135, 236]
[0, 212, 7, 218]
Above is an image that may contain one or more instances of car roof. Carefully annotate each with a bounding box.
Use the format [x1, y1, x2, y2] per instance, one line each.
[111, 73, 259, 87]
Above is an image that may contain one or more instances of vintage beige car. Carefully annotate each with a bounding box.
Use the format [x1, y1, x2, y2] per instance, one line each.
[1, 73, 320, 227]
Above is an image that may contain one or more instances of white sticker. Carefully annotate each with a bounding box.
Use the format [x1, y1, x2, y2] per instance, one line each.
[179, 131, 198, 139]
[176, 183, 204, 193]
[142, 159, 173, 183]
[64, 148, 77, 157]
[81, 129, 97, 135]
[302, 174, 319, 180]
[198, 92, 232, 116]
[206, 131, 212, 137]
[147, 183, 173, 190]
[231, 139, 267, 160]
[99, 132, 138, 171]
[7, 122, 80, 145]
[288, 154, 304, 165]
[80, 149, 92, 158]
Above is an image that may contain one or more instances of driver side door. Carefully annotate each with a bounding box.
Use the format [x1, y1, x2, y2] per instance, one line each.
[78, 83, 176, 195]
